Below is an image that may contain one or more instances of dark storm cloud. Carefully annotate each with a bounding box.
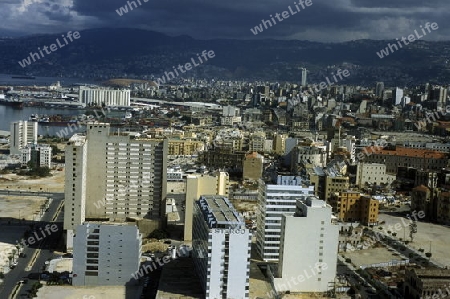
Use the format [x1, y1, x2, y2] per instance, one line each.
[0, 0, 449, 41]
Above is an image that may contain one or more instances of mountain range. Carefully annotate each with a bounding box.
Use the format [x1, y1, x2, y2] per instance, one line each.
[1, 28, 449, 87]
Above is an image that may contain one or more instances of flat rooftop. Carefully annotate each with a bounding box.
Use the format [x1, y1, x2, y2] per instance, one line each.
[198, 195, 244, 228]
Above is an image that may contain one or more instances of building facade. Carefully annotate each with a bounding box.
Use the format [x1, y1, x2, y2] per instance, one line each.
[64, 123, 168, 250]
[184, 172, 229, 241]
[257, 176, 315, 261]
[10, 121, 38, 155]
[356, 163, 396, 188]
[79, 87, 130, 107]
[192, 195, 251, 299]
[72, 223, 141, 286]
[21, 144, 52, 168]
[330, 191, 379, 225]
[273, 197, 338, 293]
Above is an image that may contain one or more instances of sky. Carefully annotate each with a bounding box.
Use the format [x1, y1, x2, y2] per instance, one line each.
[0, 0, 449, 42]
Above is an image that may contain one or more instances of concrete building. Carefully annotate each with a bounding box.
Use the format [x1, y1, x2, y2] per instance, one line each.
[192, 195, 251, 299]
[64, 123, 168, 250]
[21, 144, 52, 168]
[325, 175, 349, 202]
[273, 133, 287, 155]
[64, 134, 87, 250]
[330, 191, 379, 225]
[249, 132, 266, 152]
[79, 87, 130, 107]
[271, 197, 338, 293]
[72, 223, 141, 286]
[10, 121, 38, 155]
[167, 139, 204, 156]
[243, 152, 264, 181]
[257, 176, 315, 261]
[393, 87, 403, 106]
[184, 172, 229, 241]
[404, 268, 450, 299]
[290, 145, 326, 172]
[301, 68, 308, 87]
[364, 146, 449, 174]
[356, 163, 396, 188]
[166, 167, 183, 181]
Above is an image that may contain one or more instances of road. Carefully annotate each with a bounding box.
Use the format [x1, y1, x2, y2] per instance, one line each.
[0, 191, 64, 299]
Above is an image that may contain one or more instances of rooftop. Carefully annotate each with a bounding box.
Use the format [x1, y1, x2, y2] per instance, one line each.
[197, 195, 244, 228]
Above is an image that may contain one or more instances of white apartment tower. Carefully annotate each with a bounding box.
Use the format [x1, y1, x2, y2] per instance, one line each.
[72, 223, 141, 286]
[256, 176, 314, 261]
[301, 68, 307, 87]
[274, 197, 338, 293]
[79, 87, 131, 107]
[10, 121, 38, 155]
[63, 123, 168, 250]
[193, 195, 251, 299]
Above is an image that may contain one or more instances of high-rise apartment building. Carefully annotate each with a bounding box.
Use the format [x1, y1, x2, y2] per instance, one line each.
[64, 123, 168, 250]
[301, 68, 307, 87]
[21, 144, 52, 168]
[392, 87, 404, 106]
[72, 223, 141, 286]
[274, 197, 338, 293]
[79, 87, 130, 107]
[257, 176, 314, 261]
[184, 172, 229, 241]
[10, 121, 38, 155]
[375, 82, 384, 98]
[64, 134, 88, 250]
[192, 195, 251, 299]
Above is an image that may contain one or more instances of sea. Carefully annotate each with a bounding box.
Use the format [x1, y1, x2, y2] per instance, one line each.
[0, 73, 103, 136]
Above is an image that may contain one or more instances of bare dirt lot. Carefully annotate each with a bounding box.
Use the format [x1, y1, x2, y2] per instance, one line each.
[36, 285, 141, 299]
[0, 169, 65, 193]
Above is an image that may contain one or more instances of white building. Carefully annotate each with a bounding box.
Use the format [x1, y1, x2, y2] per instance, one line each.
[271, 197, 338, 293]
[20, 144, 52, 168]
[393, 87, 403, 106]
[10, 121, 38, 155]
[356, 163, 396, 188]
[301, 68, 307, 87]
[79, 87, 130, 107]
[72, 223, 141, 286]
[167, 167, 183, 181]
[193, 195, 251, 299]
[256, 176, 315, 261]
[63, 123, 168, 250]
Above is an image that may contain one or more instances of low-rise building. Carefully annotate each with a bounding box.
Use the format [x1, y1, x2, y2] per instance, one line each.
[330, 191, 379, 225]
[356, 163, 396, 188]
[404, 268, 450, 299]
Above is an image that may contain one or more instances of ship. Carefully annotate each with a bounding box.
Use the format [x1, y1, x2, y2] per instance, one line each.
[0, 97, 24, 109]
[11, 75, 36, 79]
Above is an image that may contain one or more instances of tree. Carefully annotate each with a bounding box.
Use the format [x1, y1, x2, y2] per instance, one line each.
[409, 221, 417, 242]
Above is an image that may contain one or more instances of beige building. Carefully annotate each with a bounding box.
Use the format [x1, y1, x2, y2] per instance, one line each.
[167, 139, 204, 156]
[330, 191, 379, 225]
[273, 133, 286, 155]
[243, 152, 264, 181]
[64, 123, 168, 250]
[356, 163, 396, 187]
[184, 172, 229, 241]
[325, 175, 349, 202]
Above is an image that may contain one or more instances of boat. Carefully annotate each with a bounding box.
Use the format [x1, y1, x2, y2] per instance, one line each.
[11, 75, 35, 79]
[0, 97, 24, 109]
[29, 114, 39, 121]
